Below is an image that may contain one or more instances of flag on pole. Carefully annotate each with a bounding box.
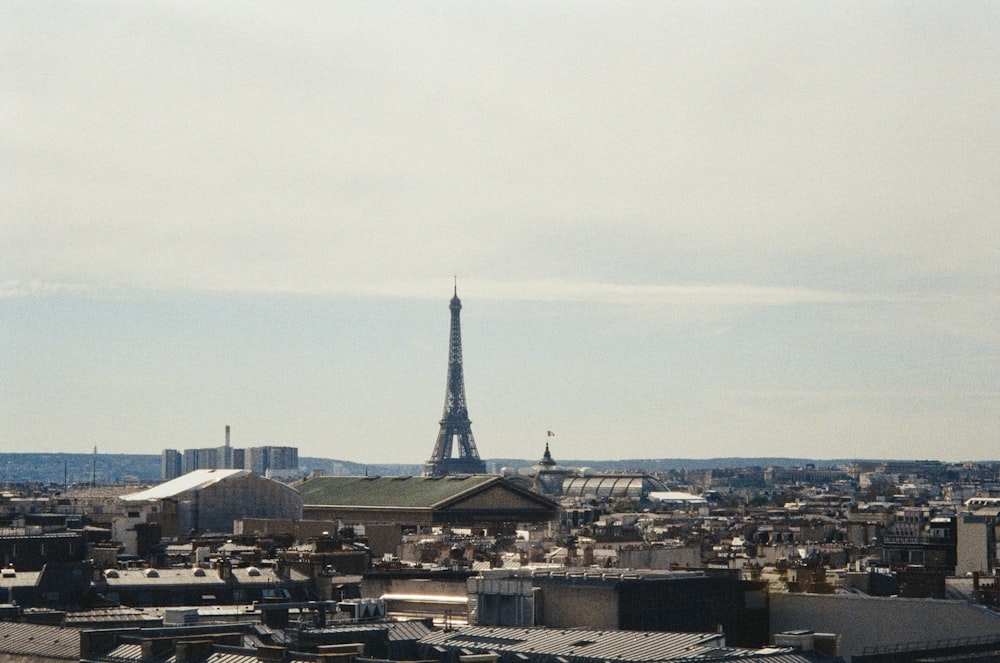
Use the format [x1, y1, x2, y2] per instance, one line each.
[547, 431, 555, 437]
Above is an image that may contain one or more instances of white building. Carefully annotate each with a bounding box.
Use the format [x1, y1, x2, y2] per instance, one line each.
[121, 469, 302, 535]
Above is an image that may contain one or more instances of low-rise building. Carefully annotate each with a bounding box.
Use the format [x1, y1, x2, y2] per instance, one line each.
[469, 568, 769, 648]
[120, 470, 303, 536]
[297, 475, 560, 533]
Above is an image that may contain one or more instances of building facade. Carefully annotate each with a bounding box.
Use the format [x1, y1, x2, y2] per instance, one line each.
[122, 469, 303, 535]
[161, 449, 182, 481]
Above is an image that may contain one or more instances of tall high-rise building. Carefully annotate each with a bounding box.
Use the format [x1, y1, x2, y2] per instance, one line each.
[424, 284, 487, 476]
[244, 446, 298, 475]
[195, 447, 218, 471]
[161, 449, 182, 480]
[267, 446, 299, 471]
[182, 448, 199, 474]
[163, 426, 298, 480]
[244, 446, 268, 475]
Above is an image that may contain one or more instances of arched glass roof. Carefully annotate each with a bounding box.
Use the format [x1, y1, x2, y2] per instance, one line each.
[561, 475, 666, 499]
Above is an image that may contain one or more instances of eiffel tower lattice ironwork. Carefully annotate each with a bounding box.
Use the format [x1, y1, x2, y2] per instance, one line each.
[424, 284, 487, 476]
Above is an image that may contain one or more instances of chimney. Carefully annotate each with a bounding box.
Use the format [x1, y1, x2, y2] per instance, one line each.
[175, 640, 213, 663]
[225, 425, 231, 448]
[261, 606, 290, 629]
[141, 638, 175, 662]
[80, 631, 120, 660]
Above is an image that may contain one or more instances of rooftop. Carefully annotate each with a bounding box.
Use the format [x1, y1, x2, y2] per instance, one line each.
[295, 475, 498, 508]
[121, 470, 250, 501]
[0, 621, 80, 660]
[93, 566, 310, 587]
[419, 626, 807, 663]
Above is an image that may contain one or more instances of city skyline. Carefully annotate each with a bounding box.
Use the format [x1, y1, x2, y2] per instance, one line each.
[2, 3, 998, 463]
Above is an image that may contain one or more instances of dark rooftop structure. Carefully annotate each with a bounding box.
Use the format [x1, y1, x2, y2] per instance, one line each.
[297, 476, 560, 529]
[417, 625, 828, 663]
[471, 568, 769, 647]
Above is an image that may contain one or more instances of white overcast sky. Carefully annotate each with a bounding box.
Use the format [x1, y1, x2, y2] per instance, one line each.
[2, 2, 998, 464]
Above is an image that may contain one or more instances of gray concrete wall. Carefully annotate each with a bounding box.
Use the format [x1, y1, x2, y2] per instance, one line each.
[361, 575, 469, 600]
[470, 575, 535, 627]
[234, 517, 345, 542]
[196, 473, 302, 533]
[537, 583, 618, 630]
[956, 516, 990, 576]
[771, 592, 1000, 660]
[616, 546, 701, 570]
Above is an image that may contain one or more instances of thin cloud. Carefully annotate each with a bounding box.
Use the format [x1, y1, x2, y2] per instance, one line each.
[2, 276, 963, 308]
[0, 280, 90, 298]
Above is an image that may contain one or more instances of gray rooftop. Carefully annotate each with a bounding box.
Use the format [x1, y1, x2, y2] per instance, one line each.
[0, 621, 80, 660]
[421, 626, 727, 662]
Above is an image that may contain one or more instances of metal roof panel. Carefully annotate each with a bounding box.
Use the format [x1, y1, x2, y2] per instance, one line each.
[121, 470, 250, 501]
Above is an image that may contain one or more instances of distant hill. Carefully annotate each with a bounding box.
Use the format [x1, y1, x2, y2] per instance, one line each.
[488, 457, 848, 472]
[299, 457, 424, 477]
[299, 457, 856, 478]
[0, 452, 162, 486]
[0, 453, 986, 486]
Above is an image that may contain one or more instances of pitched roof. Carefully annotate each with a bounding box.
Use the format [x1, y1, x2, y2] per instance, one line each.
[121, 470, 250, 501]
[0, 622, 80, 660]
[295, 475, 499, 508]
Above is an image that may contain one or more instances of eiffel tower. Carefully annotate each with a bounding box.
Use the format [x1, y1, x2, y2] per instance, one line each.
[423, 283, 487, 476]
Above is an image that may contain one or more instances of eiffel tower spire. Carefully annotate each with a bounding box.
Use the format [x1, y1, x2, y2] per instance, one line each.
[424, 283, 487, 476]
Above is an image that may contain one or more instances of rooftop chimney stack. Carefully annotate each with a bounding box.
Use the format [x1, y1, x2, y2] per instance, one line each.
[225, 425, 230, 448]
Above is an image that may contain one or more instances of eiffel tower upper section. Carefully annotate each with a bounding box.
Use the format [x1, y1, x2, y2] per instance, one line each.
[424, 284, 487, 476]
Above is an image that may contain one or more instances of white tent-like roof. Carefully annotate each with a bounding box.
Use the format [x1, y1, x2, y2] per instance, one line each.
[121, 469, 249, 501]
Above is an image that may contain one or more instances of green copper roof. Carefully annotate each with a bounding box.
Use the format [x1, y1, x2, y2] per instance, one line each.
[295, 475, 498, 509]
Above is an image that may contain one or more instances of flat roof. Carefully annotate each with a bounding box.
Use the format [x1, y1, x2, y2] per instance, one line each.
[420, 626, 726, 662]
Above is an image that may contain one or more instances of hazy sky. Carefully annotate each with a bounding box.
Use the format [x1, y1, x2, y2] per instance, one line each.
[3, 2, 998, 464]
